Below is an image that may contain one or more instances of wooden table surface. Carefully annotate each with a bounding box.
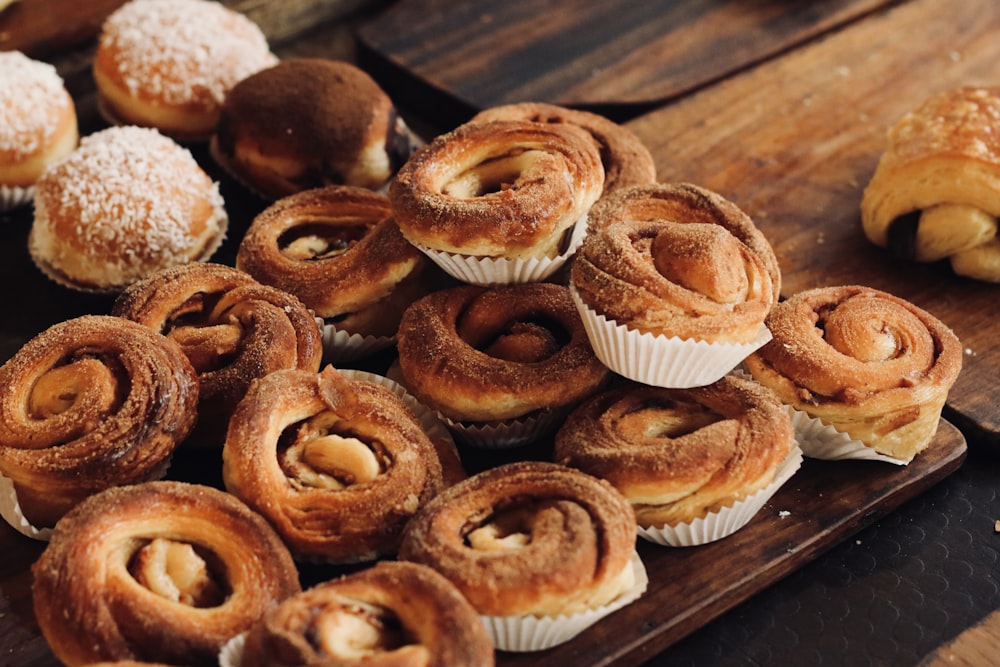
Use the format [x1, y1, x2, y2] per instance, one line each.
[1, 0, 998, 666]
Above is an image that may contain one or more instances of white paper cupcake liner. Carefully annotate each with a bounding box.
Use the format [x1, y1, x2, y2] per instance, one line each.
[218, 631, 246, 667]
[571, 286, 771, 389]
[437, 405, 570, 450]
[318, 319, 396, 363]
[788, 406, 910, 465]
[0, 471, 54, 541]
[483, 550, 648, 652]
[0, 183, 34, 212]
[638, 445, 803, 547]
[410, 215, 588, 285]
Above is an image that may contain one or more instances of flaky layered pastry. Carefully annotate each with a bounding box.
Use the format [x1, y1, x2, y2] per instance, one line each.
[0, 315, 198, 528]
[223, 366, 446, 563]
[743, 285, 963, 461]
[32, 481, 300, 667]
[238, 561, 494, 667]
[861, 86, 1000, 282]
[554, 376, 795, 527]
[398, 461, 637, 618]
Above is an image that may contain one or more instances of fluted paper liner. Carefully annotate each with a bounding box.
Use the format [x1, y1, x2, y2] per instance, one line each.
[638, 445, 803, 547]
[318, 318, 395, 364]
[218, 631, 245, 667]
[788, 406, 911, 465]
[0, 184, 34, 212]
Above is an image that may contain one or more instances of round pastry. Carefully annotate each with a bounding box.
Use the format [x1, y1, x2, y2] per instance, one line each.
[469, 101, 656, 195]
[0, 51, 78, 208]
[743, 285, 963, 461]
[93, 0, 277, 141]
[236, 185, 438, 342]
[32, 480, 301, 667]
[112, 262, 324, 444]
[0, 315, 198, 531]
[236, 561, 494, 667]
[554, 376, 796, 529]
[211, 57, 417, 199]
[389, 118, 605, 259]
[861, 86, 1000, 282]
[222, 366, 446, 563]
[29, 126, 228, 292]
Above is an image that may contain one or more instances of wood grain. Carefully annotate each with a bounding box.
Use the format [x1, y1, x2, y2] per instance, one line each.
[918, 607, 1000, 667]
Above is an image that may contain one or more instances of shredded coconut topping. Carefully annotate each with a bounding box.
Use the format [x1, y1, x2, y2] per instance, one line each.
[99, 0, 274, 106]
[0, 51, 71, 158]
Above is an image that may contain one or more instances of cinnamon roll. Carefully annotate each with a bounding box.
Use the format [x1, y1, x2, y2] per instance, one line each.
[743, 285, 963, 461]
[222, 366, 445, 563]
[0, 315, 198, 531]
[32, 480, 300, 667]
[861, 86, 1000, 282]
[554, 376, 796, 530]
[112, 263, 324, 444]
[235, 561, 494, 667]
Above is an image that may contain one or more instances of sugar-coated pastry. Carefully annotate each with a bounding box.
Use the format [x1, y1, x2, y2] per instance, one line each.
[861, 86, 1000, 282]
[0, 51, 78, 208]
[211, 58, 417, 199]
[32, 481, 301, 667]
[93, 0, 277, 141]
[743, 285, 963, 461]
[29, 126, 227, 292]
[236, 561, 494, 667]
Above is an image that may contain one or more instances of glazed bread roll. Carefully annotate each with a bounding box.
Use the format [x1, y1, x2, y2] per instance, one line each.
[223, 366, 445, 563]
[861, 86, 1000, 282]
[554, 376, 795, 527]
[398, 461, 637, 618]
[743, 285, 963, 460]
[389, 119, 605, 259]
[32, 481, 300, 667]
[0, 315, 197, 529]
[238, 561, 494, 667]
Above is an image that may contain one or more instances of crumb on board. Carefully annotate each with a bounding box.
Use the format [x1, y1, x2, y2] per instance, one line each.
[778, 510, 791, 518]
[994, 519, 1000, 533]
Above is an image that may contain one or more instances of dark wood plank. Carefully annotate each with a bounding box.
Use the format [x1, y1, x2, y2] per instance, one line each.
[0, 0, 125, 58]
[625, 0, 1000, 444]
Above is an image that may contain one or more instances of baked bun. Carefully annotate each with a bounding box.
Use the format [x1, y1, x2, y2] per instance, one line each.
[29, 126, 227, 292]
[861, 86, 1000, 281]
[93, 0, 277, 141]
[211, 58, 416, 199]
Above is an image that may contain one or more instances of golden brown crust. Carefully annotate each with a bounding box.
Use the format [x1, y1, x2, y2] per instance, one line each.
[222, 366, 445, 562]
[32, 480, 300, 667]
[236, 185, 436, 337]
[239, 561, 494, 667]
[0, 315, 198, 528]
[389, 119, 605, 258]
[396, 282, 610, 422]
[743, 285, 963, 460]
[554, 376, 795, 527]
[398, 461, 636, 618]
[112, 263, 323, 443]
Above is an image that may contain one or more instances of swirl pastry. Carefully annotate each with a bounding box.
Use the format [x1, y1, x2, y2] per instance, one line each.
[389, 118, 604, 259]
[861, 86, 1000, 282]
[236, 185, 438, 340]
[470, 101, 656, 195]
[222, 366, 445, 563]
[236, 561, 494, 667]
[0, 315, 197, 530]
[32, 480, 300, 667]
[743, 285, 963, 461]
[398, 461, 637, 619]
[554, 376, 795, 528]
[395, 282, 610, 435]
[112, 263, 324, 444]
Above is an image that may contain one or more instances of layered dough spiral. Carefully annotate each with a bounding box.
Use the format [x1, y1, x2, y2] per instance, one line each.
[743, 285, 963, 460]
[112, 263, 323, 443]
[861, 86, 1000, 282]
[389, 119, 605, 258]
[32, 480, 300, 667]
[236, 185, 436, 338]
[238, 561, 494, 667]
[554, 376, 795, 527]
[571, 183, 779, 343]
[223, 366, 445, 563]
[398, 461, 637, 618]
[395, 282, 610, 423]
[0, 315, 198, 528]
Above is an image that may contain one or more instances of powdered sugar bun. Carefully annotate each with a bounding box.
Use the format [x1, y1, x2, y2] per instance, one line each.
[29, 126, 228, 292]
[93, 0, 277, 141]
